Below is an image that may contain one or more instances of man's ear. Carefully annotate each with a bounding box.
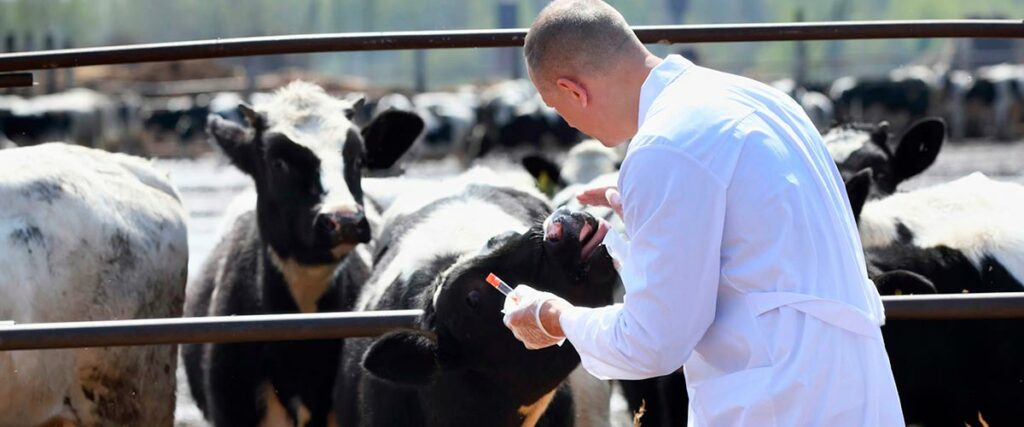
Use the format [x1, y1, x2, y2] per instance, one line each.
[362, 330, 438, 387]
[207, 110, 259, 176]
[556, 78, 588, 108]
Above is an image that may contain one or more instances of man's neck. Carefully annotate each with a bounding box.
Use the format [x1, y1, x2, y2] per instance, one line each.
[619, 53, 663, 141]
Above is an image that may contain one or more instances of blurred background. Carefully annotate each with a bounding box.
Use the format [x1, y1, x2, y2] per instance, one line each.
[1, 0, 1022, 89]
[3, 2, 1024, 426]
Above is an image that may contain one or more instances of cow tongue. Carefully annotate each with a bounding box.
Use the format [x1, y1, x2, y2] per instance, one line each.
[580, 221, 609, 261]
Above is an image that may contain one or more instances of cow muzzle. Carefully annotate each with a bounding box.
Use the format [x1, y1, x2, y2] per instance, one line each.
[544, 207, 608, 262]
[315, 210, 371, 246]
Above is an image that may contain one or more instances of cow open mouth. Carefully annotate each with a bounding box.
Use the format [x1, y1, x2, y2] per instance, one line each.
[544, 208, 609, 263]
[579, 216, 609, 261]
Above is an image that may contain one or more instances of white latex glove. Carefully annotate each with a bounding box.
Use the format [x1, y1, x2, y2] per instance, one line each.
[502, 284, 568, 350]
[601, 222, 629, 271]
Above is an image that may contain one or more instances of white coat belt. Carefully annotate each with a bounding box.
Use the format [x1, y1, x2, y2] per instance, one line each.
[742, 291, 881, 338]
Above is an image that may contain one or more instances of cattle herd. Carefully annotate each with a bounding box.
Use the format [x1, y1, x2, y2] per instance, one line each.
[0, 62, 1023, 426]
[3, 61, 1024, 161]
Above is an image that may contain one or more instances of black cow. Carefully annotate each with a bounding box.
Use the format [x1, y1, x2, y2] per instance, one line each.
[469, 80, 582, 159]
[845, 171, 1024, 425]
[0, 89, 119, 148]
[821, 117, 945, 200]
[142, 95, 211, 144]
[183, 81, 423, 427]
[523, 142, 687, 427]
[333, 171, 618, 426]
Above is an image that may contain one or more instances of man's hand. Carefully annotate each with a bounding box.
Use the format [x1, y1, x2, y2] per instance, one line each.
[576, 186, 623, 219]
[502, 285, 571, 350]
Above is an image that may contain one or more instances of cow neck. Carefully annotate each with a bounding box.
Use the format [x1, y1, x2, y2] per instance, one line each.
[267, 248, 339, 313]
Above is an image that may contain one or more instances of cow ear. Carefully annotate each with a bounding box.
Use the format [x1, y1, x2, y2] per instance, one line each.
[522, 154, 561, 182]
[207, 113, 258, 176]
[893, 118, 944, 182]
[345, 96, 366, 120]
[522, 154, 566, 195]
[362, 331, 438, 387]
[483, 230, 520, 254]
[361, 110, 424, 170]
[869, 121, 890, 151]
[238, 103, 264, 129]
[844, 168, 872, 222]
[873, 270, 938, 295]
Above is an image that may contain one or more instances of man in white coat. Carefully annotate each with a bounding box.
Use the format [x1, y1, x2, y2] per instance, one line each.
[502, 1, 905, 425]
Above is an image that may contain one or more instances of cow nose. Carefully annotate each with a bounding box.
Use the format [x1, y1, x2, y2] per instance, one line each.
[546, 221, 564, 241]
[545, 207, 581, 242]
[315, 211, 371, 245]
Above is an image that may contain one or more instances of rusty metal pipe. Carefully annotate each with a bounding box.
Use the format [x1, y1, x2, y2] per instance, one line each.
[0, 72, 32, 88]
[0, 310, 422, 351]
[0, 20, 1021, 72]
[4, 293, 1024, 350]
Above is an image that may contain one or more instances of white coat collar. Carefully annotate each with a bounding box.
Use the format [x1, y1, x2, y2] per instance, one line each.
[637, 54, 693, 130]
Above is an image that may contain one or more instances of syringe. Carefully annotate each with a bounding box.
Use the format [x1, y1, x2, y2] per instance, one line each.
[486, 273, 515, 297]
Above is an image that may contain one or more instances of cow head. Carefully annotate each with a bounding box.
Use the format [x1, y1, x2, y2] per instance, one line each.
[207, 81, 423, 265]
[823, 117, 945, 197]
[362, 207, 618, 414]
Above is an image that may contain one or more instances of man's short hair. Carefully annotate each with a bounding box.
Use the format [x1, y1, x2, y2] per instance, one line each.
[524, 0, 640, 82]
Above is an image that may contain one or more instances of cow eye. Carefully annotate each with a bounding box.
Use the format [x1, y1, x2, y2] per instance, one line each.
[465, 290, 480, 309]
[272, 158, 290, 174]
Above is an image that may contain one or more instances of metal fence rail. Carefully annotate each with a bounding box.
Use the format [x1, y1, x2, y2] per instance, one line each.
[0, 20, 1021, 73]
[2, 294, 1024, 351]
[0, 72, 32, 88]
[0, 310, 422, 351]
[883, 293, 1024, 320]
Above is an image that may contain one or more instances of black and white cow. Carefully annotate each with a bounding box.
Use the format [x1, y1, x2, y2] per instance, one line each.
[822, 117, 945, 199]
[964, 64, 1024, 141]
[469, 80, 582, 160]
[829, 65, 940, 133]
[183, 81, 423, 427]
[847, 171, 1024, 294]
[142, 95, 212, 145]
[0, 88, 122, 148]
[333, 169, 618, 426]
[0, 143, 188, 426]
[844, 171, 1024, 425]
[523, 139, 620, 195]
[412, 90, 478, 161]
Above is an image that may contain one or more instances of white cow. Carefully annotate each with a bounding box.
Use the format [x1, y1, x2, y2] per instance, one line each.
[0, 143, 188, 427]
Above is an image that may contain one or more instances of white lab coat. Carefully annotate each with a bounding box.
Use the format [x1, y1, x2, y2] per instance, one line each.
[559, 55, 904, 426]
